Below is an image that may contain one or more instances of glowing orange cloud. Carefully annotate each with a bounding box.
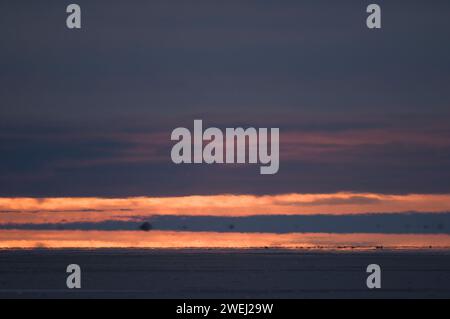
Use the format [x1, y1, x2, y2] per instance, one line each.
[1, 193, 450, 225]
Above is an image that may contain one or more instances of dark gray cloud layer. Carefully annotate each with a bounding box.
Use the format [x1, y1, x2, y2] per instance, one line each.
[1, 1, 450, 196]
[2, 213, 450, 234]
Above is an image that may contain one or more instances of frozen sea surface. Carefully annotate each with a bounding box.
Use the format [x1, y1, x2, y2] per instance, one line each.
[0, 249, 450, 298]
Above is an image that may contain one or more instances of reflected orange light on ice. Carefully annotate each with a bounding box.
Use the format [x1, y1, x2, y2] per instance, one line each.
[1, 230, 450, 250]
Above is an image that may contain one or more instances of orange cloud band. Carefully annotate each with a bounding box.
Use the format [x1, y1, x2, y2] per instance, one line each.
[1, 193, 450, 225]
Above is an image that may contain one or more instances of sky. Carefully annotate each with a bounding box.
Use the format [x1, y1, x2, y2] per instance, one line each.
[0, 1, 450, 248]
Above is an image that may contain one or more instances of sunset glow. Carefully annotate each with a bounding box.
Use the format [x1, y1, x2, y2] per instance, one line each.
[1, 193, 449, 249]
[1, 193, 450, 225]
[1, 230, 449, 250]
